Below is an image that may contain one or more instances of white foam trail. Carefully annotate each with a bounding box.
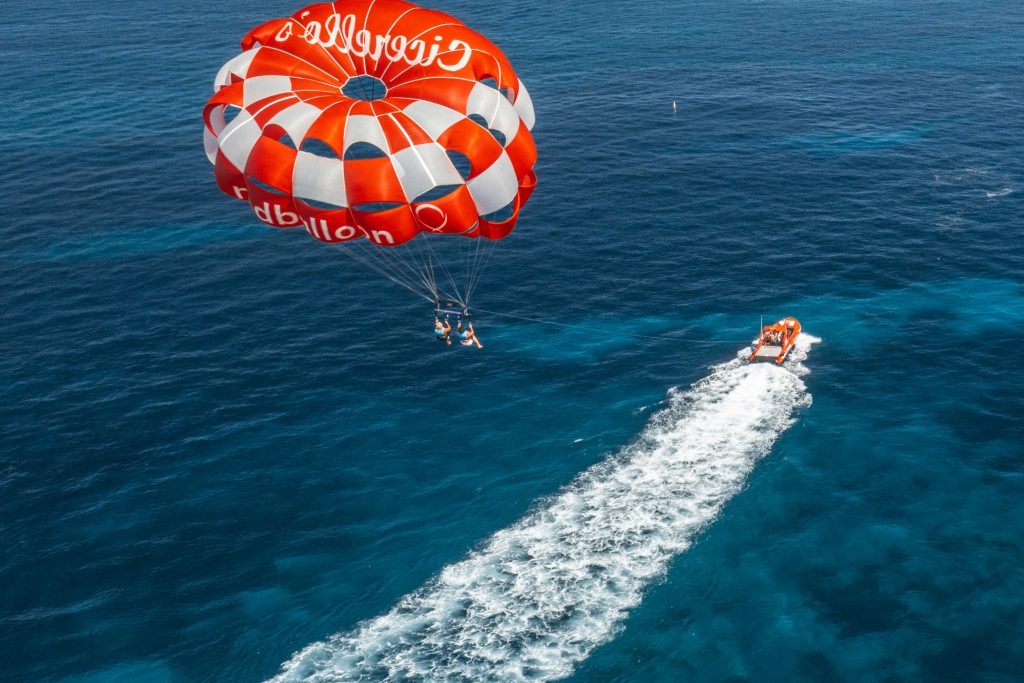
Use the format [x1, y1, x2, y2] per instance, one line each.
[269, 336, 818, 682]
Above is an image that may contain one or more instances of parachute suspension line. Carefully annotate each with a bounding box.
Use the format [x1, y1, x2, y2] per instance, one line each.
[387, 237, 438, 300]
[465, 235, 490, 304]
[392, 238, 447, 304]
[458, 236, 471, 305]
[468, 237, 491, 305]
[423, 247, 439, 301]
[416, 237, 451, 305]
[454, 235, 473, 308]
[351, 240, 429, 297]
[434, 237, 468, 308]
[410, 239, 440, 300]
[341, 244, 428, 301]
[339, 242, 406, 290]
[333, 242, 435, 304]
[463, 235, 483, 306]
[465, 234, 481, 299]
[465, 237, 498, 306]
[425, 248, 441, 303]
[331, 231, 501, 313]
[422, 235, 467, 309]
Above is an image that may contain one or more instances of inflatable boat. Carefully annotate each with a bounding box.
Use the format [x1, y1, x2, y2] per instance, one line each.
[749, 317, 801, 364]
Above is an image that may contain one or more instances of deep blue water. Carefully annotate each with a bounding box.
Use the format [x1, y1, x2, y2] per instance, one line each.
[3, 0, 1023, 681]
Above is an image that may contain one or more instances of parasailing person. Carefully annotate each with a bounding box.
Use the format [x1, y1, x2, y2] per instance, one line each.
[434, 316, 452, 345]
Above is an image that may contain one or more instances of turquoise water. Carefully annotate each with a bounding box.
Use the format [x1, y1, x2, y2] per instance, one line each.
[2, 0, 1023, 681]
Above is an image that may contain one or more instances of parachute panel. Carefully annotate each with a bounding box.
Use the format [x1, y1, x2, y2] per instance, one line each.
[204, 0, 539, 309]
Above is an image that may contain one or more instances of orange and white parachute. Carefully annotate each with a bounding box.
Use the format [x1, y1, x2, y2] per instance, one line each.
[202, 0, 537, 298]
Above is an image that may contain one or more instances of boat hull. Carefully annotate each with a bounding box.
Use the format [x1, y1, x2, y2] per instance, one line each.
[748, 317, 801, 364]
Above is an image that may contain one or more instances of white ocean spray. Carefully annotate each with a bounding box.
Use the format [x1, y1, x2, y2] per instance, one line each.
[269, 335, 819, 682]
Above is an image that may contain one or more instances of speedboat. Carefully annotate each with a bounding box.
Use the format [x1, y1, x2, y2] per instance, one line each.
[748, 317, 801, 364]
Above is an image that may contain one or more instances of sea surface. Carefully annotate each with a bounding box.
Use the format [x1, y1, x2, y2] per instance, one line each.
[2, 0, 1023, 681]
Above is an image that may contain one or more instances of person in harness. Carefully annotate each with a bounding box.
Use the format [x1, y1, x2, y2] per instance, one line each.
[457, 321, 483, 349]
[434, 316, 452, 345]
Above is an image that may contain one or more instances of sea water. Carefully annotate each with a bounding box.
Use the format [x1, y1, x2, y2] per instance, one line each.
[2, 0, 1022, 681]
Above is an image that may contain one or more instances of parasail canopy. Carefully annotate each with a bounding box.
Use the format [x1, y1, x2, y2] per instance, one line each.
[203, 0, 537, 265]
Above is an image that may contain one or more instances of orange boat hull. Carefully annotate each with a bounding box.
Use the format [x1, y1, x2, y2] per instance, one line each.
[748, 317, 801, 364]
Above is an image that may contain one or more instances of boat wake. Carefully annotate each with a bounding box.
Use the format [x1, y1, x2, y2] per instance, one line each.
[268, 336, 818, 682]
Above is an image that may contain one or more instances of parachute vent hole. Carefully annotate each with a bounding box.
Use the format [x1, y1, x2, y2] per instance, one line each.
[413, 184, 460, 203]
[478, 76, 512, 101]
[344, 142, 389, 161]
[446, 150, 473, 180]
[248, 177, 287, 196]
[300, 138, 340, 160]
[224, 105, 242, 125]
[481, 200, 515, 223]
[277, 133, 297, 149]
[298, 197, 345, 211]
[467, 114, 505, 145]
[353, 201, 403, 213]
[341, 75, 388, 101]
